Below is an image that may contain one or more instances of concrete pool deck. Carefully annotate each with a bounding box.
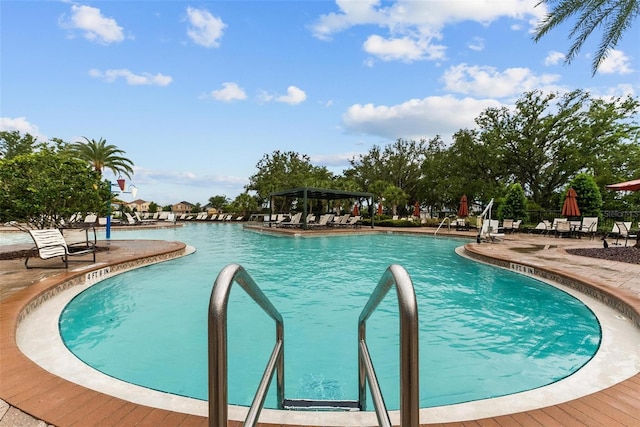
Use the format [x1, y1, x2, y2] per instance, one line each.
[0, 226, 639, 426]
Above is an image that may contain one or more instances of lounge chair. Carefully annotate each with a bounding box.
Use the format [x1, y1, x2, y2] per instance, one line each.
[455, 218, 469, 231]
[329, 213, 350, 226]
[308, 214, 332, 228]
[480, 219, 504, 242]
[531, 220, 550, 234]
[124, 212, 139, 225]
[25, 228, 96, 268]
[502, 219, 514, 233]
[135, 212, 157, 224]
[548, 218, 567, 235]
[342, 215, 361, 228]
[611, 221, 637, 246]
[554, 220, 572, 238]
[512, 220, 522, 232]
[577, 217, 598, 239]
[279, 212, 302, 228]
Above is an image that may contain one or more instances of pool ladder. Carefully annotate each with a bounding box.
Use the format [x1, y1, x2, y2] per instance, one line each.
[208, 263, 419, 427]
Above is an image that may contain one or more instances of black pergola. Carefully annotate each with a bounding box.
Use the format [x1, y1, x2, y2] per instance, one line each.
[268, 187, 375, 229]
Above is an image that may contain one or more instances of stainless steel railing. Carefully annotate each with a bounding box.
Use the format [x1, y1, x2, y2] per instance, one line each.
[358, 264, 420, 427]
[208, 264, 284, 427]
[434, 216, 451, 235]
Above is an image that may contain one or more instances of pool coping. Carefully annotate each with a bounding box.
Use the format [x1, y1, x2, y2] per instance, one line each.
[1, 233, 640, 426]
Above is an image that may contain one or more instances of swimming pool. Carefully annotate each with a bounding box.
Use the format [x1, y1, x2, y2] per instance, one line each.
[58, 223, 600, 410]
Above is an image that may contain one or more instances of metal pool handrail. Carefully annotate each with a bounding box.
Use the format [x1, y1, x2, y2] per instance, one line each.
[208, 263, 285, 427]
[358, 264, 419, 427]
[434, 216, 451, 235]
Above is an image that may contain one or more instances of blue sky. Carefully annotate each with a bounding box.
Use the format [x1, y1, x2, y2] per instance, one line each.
[2, 0, 638, 206]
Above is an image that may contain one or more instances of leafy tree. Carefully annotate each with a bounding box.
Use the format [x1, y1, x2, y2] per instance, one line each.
[0, 147, 109, 228]
[246, 150, 333, 212]
[497, 183, 528, 221]
[192, 202, 202, 213]
[437, 129, 504, 211]
[568, 173, 603, 218]
[415, 137, 450, 215]
[0, 131, 44, 159]
[382, 185, 408, 216]
[476, 90, 609, 208]
[369, 180, 390, 208]
[71, 137, 134, 178]
[148, 201, 159, 213]
[208, 195, 230, 211]
[533, 0, 640, 75]
[345, 138, 430, 205]
[228, 192, 259, 215]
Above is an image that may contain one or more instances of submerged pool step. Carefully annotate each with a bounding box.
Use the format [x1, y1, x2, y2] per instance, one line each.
[283, 398, 360, 411]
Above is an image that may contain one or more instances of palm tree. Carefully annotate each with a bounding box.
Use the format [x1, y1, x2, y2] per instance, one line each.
[534, 0, 639, 75]
[71, 137, 134, 178]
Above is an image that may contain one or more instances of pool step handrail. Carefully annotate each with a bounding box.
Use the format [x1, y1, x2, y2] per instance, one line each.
[358, 264, 420, 427]
[434, 216, 450, 235]
[208, 263, 285, 427]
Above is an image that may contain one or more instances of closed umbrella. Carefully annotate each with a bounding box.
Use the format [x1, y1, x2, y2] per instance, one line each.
[413, 201, 420, 217]
[377, 202, 383, 215]
[561, 187, 581, 217]
[353, 204, 359, 216]
[457, 195, 468, 218]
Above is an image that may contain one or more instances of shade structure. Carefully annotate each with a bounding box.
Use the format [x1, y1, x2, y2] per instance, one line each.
[353, 204, 359, 216]
[605, 178, 640, 192]
[457, 195, 469, 218]
[561, 187, 581, 217]
[413, 201, 420, 217]
[377, 202, 383, 215]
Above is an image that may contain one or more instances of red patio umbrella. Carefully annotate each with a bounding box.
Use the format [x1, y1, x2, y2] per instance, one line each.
[605, 178, 640, 192]
[413, 201, 420, 217]
[352, 204, 359, 216]
[457, 195, 468, 218]
[377, 202, 383, 215]
[561, 187, 581, 217]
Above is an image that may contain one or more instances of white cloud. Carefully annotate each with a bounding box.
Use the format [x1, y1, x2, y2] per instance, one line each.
[276, 86, 307, 105]
[89, 69, 172, 86]
[467, 37, 484, 52]
[0, 117, 45, 139]
[363, 35, 446, 62]
[441, 63, 563, 98]
[589, 83, 636, 99]
[342, 95, 503, 142]
[310, 0, 545, 62]
[598, 49, 634, 75]
[310, 152, 363, 167]
[186, 7, 226, 48]
[59, 5, 125, 44]
[209, 82, 247, 101]
[544, 50, 565, 66]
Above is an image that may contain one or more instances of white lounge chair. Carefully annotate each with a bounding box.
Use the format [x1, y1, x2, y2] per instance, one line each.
[502, 219, 514, 233]
[135, 212, 157, 224]
[548, 218, 567, 235]
[481, 219, 504, 242]
[578, 217, 598, 239]
[124, 212, 138, 225]
[278, 212, 302, 227]
[25, 228, 96, 269]
[612, 221, 637, 246]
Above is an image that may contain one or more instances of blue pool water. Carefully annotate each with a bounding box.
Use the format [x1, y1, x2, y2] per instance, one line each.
[58, 223, 601, 409]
